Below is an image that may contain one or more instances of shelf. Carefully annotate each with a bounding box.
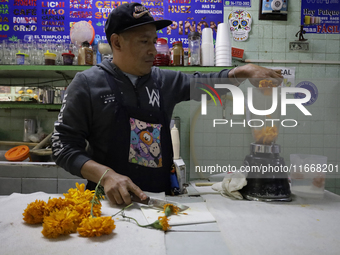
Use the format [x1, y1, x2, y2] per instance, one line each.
[0, 65, 89, 79]
[0, 102, 61, 110]
[0, 65, 233, 110]
[0, 65, 232, 79]
[158, 66, 232, 72]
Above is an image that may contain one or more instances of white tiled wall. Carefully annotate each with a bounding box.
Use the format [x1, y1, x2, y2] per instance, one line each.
[0, 164, 86, 195]
[173, 0, 340, 194]
[0, 0, 339, 195]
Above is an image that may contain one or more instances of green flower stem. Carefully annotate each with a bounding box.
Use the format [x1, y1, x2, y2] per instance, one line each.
[90, 169, 110, 217]
[112, 203, 133, 217]
[122, 215, 155, 228]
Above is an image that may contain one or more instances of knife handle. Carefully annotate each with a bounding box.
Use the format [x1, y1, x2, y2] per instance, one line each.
[130, 192, 150, 205]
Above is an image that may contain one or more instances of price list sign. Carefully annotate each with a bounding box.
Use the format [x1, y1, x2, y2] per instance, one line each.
[301, 0, 340, 34]
[0, 0, 223, 45]
[162, 0, 223, 49]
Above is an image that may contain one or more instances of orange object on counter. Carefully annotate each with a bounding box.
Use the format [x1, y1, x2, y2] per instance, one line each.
[5, 145, 30, 161]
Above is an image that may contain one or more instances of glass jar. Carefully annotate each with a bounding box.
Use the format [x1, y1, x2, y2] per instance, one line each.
[188, 32, 201, 66]
[153, 38, 170, 66]
[44, 50, 56, 65]
[78, 41, 93, 65]
[171, 41, 184, 66]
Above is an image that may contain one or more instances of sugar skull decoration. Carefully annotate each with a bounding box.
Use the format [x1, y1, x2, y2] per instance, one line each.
[228, 10, 252, 41]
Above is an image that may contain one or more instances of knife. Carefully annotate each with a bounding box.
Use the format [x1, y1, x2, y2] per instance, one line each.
[130, 193, 189, 212]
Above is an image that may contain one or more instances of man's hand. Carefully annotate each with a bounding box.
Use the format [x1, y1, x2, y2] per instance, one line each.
[101, 170, 147, 205]
[230, 64, 283, 87]
[81, 160, 147, 205]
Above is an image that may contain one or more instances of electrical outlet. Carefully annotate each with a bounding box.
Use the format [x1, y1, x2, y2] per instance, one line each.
[289, 41, 309, 51]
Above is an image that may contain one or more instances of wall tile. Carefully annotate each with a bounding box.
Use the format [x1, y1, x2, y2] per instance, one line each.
[22, 178, 57, 194]
[273, 25, 286, 39]
[326, 38, 340, 54]
[0, 177, 21, 195]
[312, 40, 327, 53]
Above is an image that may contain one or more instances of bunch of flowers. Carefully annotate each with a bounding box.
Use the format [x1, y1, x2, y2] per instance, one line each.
[23, 171, 180, 238]
[23, 182, 115, 238]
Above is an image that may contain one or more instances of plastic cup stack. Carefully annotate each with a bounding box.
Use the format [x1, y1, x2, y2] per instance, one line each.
[201, 28, 214, 66]
[215, 23, 232, 67]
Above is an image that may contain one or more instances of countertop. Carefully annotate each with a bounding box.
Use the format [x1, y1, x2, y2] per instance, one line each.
[0, 184, 339, 255]
[188, 181, 340, 255]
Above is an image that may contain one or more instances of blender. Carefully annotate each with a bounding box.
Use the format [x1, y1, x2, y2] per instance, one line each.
[240, 86, 291, 202]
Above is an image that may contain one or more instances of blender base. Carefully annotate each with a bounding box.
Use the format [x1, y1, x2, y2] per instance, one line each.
[244, 194, 292, 202]
[241, 144, 292, 202]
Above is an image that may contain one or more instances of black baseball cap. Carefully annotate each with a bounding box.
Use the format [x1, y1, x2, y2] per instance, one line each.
[105, 3, 172, 45]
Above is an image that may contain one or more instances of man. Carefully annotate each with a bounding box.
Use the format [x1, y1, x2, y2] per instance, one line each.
[52, 3, 282, 205]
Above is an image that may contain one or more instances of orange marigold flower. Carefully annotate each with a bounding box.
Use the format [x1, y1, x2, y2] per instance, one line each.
[44, 197, 74, 216]
[163, 203, 180, 217]
[152, 216, 171, 231]
[73, 201, 101, 222]
[42, 208, 79, 238]
[23, 200, 47, 224]
[64, 182, 96, 203]
[77, 216, 116, 237]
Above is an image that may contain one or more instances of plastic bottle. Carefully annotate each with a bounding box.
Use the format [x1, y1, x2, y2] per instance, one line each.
[171, 41, 184, 66]
[188, 32, 201, 66]
[78, 41, 93, 65]
[171, 124, 180, 159]
[153, 38, 170, 66]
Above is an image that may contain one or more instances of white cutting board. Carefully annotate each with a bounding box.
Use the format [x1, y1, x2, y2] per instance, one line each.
[141, 202, 216, 226]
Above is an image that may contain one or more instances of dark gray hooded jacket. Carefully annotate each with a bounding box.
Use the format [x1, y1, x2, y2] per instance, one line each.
[52, 59, 231, 178]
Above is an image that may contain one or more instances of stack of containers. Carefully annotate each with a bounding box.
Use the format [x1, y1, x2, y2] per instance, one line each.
[153, 38, 170, 66]
[201, 27, 214, 66]
[215, 23, 232, 66]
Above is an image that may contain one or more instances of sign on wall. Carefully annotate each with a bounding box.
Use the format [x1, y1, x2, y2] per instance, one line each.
[164, 0, 223, 48]
[0, 0, 223, 48]
[225, 0, 251, 7]
[301, 0, 340, 34]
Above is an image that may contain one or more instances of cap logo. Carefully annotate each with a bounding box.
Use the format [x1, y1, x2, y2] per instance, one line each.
[133, 6, 152, 19]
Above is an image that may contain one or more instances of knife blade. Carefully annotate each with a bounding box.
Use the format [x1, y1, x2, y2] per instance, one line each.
[130, 193, 189, 212]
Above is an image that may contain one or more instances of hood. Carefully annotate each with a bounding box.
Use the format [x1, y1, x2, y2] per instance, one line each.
[97, 58, 154, 84]
[97, 58, 119, 76]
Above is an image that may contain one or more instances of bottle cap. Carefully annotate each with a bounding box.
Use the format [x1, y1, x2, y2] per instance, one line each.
[62, 50, 75, 57]
[172, 41, 182, 46]
[188, 32, 200, 40]
[5, 145, 30, 161]
[156, 38, 168, 45]
[82, 41, 90, 47]
[172, 124, 178, 130]
[16, 50, 25, 56]
[44, 50, 57, 57]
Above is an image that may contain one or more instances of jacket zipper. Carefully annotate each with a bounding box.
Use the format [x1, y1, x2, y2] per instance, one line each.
[133, 86, 140, 108]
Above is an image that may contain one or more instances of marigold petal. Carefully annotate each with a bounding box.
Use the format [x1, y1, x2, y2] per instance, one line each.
[23, 200, 46, 224]
[77, 216, 115, 237]
[42, 208, 79, 238]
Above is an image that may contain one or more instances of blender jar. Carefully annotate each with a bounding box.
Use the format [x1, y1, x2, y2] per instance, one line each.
[248, 86, 281, 145]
